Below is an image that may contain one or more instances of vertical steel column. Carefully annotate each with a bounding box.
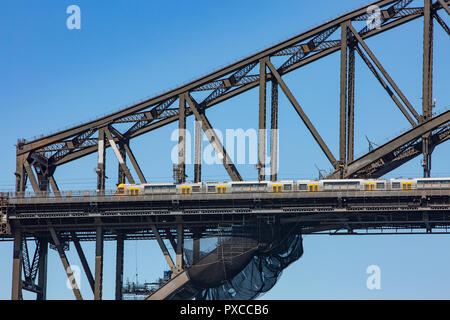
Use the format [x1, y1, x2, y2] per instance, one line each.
[36, 238, 48, 300]
[422, 0, 434, 177]
[347, 44, 356, 163]
[15, 153, 27, 197]
[115, 233, 124, 300]
[339, 22, 349, 177]
[97, 128, 106, 194]
[176, 224, 184, 273]
[194, 119, 202, 183]
[94, 226, 104, 300]
[11, 228, 23, 300]
[258, 58, 267, 181]
[193, 229, 200, 264]
[178, 94, 186, 183]
[270, 79, 279, 182]
[118, 141, 127, 185]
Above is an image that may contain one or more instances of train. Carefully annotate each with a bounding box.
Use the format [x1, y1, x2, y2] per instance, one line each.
[114, 177, 450, 196]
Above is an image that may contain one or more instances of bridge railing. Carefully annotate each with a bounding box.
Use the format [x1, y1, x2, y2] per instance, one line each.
[4, 188, 450, 201]
[7, 190, 117, 199]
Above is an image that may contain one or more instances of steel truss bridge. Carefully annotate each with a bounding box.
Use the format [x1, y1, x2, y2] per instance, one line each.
[0, 0, 449, 300]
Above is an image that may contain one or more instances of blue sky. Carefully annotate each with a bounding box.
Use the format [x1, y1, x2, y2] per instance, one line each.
[0, 0, 449, 300]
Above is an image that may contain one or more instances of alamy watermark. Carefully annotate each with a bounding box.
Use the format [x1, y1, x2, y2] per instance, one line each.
[170, 124, 279, 176]
[66, 265, 82, 290]
[366, 264, 381, 290]
[366, 5, 382, 30]
[66, 5, 81, 30]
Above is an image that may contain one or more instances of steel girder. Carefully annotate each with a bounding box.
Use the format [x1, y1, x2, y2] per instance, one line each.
[14, 0, 449, 194]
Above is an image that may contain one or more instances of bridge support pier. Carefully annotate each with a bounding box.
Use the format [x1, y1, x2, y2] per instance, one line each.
[176, 224, 184, 274]
[94, 226, 104, 300]
[36, 237, 48, 300]
[11, 228, 23, 300]
[115, 233, 124, 300]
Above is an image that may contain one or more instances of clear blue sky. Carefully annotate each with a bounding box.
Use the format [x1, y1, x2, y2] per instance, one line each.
[0, 0, 449, 300]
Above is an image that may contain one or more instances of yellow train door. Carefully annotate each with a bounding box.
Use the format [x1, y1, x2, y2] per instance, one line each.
[365, 183, 375, 191]
[401, 182, 412, 191]
[217, 186, 227, 194]
[308, 184, 319, 192]
[272, 184, 282, 193]
[181, 186, 191, 194]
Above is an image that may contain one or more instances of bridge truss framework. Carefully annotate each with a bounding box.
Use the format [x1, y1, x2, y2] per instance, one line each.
[1, 0, 449, 300]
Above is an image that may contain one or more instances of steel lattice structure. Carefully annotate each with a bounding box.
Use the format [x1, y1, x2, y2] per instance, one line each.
[4, 0, 450, 301]
[14, 0, 450, 195]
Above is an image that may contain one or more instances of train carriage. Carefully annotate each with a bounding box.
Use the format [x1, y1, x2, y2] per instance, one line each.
[114, 177, 450, 196]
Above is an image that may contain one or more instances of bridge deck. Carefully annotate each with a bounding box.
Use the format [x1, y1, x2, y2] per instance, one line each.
[1, 189, 449, 239]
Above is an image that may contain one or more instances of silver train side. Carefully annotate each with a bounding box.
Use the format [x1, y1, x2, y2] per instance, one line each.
[114, 177, 450, 196]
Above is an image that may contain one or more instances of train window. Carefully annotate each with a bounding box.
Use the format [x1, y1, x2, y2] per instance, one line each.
[144, 185, 175, 193]
[392, 182, 400, 189]
[192, 186, 200, 192]
[207, 186, 216, 192]
[283, 184, 292, 191]
[298, 184, 307, 191]
[376, 183, 385, 189]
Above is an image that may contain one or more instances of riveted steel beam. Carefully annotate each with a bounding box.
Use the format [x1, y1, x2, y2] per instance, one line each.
[258, 58, 267, 181]
[36, 238, 48, 300]
[49, 226, 83, 300]
[94, 226, 103, 300]
[104, 127, 135, 184]
[11, 228, 23, 300]
[347, 44, 356, 163]
[151, 225, 176, 273]
[194, 119, 202, 183]
[178, 95, 186, 184]
[270, 79, 279, 182]
[115, 233, 124, 300]
[340, 21, 349, 176]
[422, 0, 434, 177]
[72, 232, 95, 294]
